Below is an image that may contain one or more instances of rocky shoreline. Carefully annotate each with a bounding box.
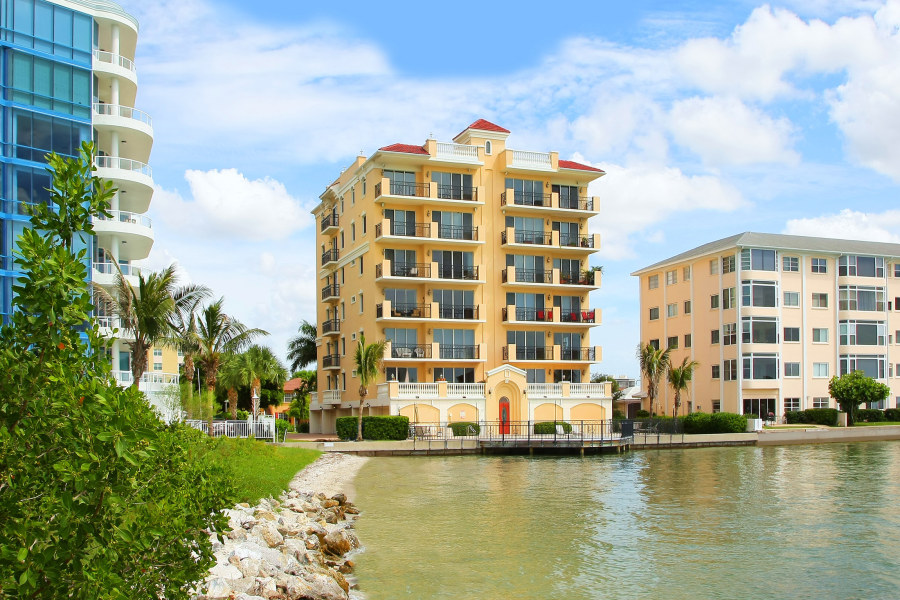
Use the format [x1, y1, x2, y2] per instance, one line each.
[193, 453, 370, 600]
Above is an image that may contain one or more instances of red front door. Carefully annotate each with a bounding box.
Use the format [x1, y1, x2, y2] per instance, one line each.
[499, 397, 510, 434]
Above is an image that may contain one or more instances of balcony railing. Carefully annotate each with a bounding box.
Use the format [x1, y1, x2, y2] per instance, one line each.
[96, 315, 121, 329]
[93, 49, 136, 73]
[321, 283, 340, 300]
[526, 383, 609, 397]
[377, 303, 432, 319]
[376, 221, 430, 238]
[436, 224, 478, 241]
[560, 196, 594, 211]
[439, 345, 479, 359]
[374, 181, 430, 198]
[511, 149, 552, 169]
[502, 307, 554, 322]
[436, 184, 477, 201]
[320, 389, 343, 404]
[321, 318, 340, 335]
[436, 305, 479, 320]
[323, 354, 340, 369]
[503, 269, 552, 284]
[391, 344, 432, 359]
[560, 309, 596, 323]
[93, 103, 152, 127]
[321, 249, 339, 266]
[435, 142, 480, 162]
[560, 271, 597, 286]
[320, 213, 339, 232]
[559, 234, 594, 248]
[96, 209, 152, 228]
[500, 191, 551, 208]
[96, 155, 152, 178]
[503, 346, 554, 361]
[502, 231, 552, 245]
[93, 262, 142, 277]
[437, 265, 479, 280]
[376, 262, 432, 278]
[560, 347, 596, 361]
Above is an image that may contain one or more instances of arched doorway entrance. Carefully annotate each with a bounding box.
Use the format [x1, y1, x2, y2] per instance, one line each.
[499, 397, 510, 434]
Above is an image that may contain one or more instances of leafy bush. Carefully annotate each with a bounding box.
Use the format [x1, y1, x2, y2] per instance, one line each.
[237, 409, 250, 420]
[636, 409, 650, 418]
[682, 411, 712, 434]
[275, 418, 290, 441]
[884, 408, 900, 421]
[295, 419, 310, 433]
[855, 408, 886, 423]
[612, 409, 626, 420]
[709, 412, 747, 433]
[336, 416, 410, 440]
[533, 421, 573, 434]
[449, 422, 481, 436]
[785, 408, 839, 426]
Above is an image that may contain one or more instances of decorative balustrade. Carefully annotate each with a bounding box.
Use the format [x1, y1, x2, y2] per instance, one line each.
[447, 383, 484, 397]
[435, 142, 480, 162]
[511, 149, 552, 169]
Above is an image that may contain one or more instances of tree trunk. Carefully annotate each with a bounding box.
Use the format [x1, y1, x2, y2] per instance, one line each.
[130, 342, 148, 389]
[357, 389, 367, 441]
[229, 388, 238, 419]
[674, 390, 681, 419]
[206, 383, 216, 438]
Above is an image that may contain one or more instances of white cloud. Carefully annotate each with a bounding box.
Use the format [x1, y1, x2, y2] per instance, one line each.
[669, 96, 798, 165]
[783, 208, 900, 242]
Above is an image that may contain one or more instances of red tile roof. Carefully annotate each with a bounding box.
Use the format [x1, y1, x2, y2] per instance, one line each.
[379, 143, 429, 155]
[454, 119, 510, 139]
[283, 377, 307, 393]
[558, 159, 604, 173]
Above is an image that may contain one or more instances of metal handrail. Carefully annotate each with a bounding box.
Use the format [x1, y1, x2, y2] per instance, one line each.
[321, 284, 340, 300]
[436, 305, 479, 319]
[390, 344, 432, 359]
[93, 49, 136, 73]
[95, 209, 152, 228]
[92, 103, 152, 126]
[436, 184, 477, 201]
[438, 345, 479, 359]
[437, 265, 479, 280]
[321, 319, 340, 335]
[95, 155, 152, 177]
[321, 249, 339, 265]
[436, 224, 478, 241]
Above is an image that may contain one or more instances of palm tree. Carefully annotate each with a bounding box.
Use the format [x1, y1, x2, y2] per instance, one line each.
[668, 357, 700, 418]
[241, 345, 288, 417]
[217, 353, 245, 419]
[167, 285, 210, 417]
[352, 334, 386, 441]
[194, 298, 267, 436]
[637, 343, 672, 416]
[287, 320, 317, 372]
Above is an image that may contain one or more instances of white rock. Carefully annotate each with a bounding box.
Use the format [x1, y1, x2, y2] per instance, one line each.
[209, 563, 243, 580]
[203, 577, 232, 599]
[232, 546, 263, 561]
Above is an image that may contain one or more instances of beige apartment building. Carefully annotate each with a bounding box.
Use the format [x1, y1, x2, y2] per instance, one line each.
[308, 119, 613, 433]
[633, 232, 900, 418]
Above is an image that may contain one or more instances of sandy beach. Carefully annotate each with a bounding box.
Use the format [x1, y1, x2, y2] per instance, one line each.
[288, 452, 370, 500]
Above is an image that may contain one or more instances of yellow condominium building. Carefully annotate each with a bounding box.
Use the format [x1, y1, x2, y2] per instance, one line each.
[309, 119, 612, 434]
[633, 232, 900, 418]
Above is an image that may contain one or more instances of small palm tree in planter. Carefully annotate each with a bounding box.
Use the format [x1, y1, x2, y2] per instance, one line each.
[353, 334, 386, 441]
[581, 265, 603, 285]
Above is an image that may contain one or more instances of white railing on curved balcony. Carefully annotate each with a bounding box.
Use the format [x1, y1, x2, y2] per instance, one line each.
[96, 155, 153, 178]
[435, 142, 479, 161]
[322, 390, 343, 404]
[93, 262, 142, 277]
[112, 370, 180, 386]
[397, 383, 439, 399]
[93, 103, 153, 127]
[96, 315, 122, 329]
[447, 383, 485, 397]
[511, 149, 552, 169]
[527, 383, 563, 397]
[570, 383, 608, 397]
[93, 49, 136, 73]
[96, 209, 152, 229]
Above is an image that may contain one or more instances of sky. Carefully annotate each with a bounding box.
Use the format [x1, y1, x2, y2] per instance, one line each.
[116, 0, 900, 378]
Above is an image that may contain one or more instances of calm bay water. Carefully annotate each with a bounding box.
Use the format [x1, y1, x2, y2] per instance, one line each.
[352, 443, 900, 600]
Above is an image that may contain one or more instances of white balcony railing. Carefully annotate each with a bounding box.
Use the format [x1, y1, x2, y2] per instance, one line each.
[93, 103, 152, 127]
[93, 49, 136, 73]
[93, 262, 142, 277]
[511, 149, 552, 169]
[96, 315, 122, 329]
[435, 142, 479, 162]
[570, 383, 608, 396]
[447, 383, 485, 397]
[397, 383, 439, 399]
[322, 390, 343, 403]
[96, 155, 153, 178]
[96, 209, 152, 229]
[527, 383, 563, 397]
[112, 370, 180, 386]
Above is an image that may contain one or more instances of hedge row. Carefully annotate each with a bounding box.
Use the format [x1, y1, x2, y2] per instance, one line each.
[336, 416, 410, 440]
[681, 412, 748, 434]
[449, 422, 481, 436]
[533, 421, 573, 434]
[784, 408, 839, 426]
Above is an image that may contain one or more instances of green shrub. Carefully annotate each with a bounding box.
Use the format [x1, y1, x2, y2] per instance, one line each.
[237, 409, 250, 420]
[295, 419, 310, 433]
[884, 408, 900, 421]
[533, 421, 573, 434]
[710, 412, 747, 433]
[275, 419, 290, 440]
[449, 422, 481, 436]
[336, 416, 410, 440]
[636, 409, 650, 418]
[682, 411, 712, 434]
[786, 408, 838, 426]
[612, 409, 626, 420]
[856, 408, 886, 422]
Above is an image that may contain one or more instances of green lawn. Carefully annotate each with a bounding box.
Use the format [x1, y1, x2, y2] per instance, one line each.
[210, 438, 321, 504]
[854, 421, 900, 427]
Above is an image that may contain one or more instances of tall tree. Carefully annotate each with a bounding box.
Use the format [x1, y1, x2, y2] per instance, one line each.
[352, 334, 386, 441]
[637, 343, 672, 416]
[194, 298, 267, 435]
[167, 285, 210, 416]
[668, 357, 700, 418]
[287, 320, 317, 372]
[241, 345, 288, 417]
[217, 353, 245, 419]
[828, 370, 890, 426]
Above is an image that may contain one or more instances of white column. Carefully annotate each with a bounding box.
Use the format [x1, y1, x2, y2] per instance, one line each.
[110, 77, 119, 106]
[111, 24, 120, 56]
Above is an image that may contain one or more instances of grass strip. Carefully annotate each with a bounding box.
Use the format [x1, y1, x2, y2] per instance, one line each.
[210, 438, 321, 504]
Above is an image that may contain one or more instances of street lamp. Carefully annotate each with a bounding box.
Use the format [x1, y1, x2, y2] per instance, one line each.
[251, 389, 260, 423]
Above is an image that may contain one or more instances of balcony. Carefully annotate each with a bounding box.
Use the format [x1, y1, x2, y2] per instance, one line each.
[501, 191, 551, 208]
[558, 234, 598, 250]
[93, 103, 153, 161]
[501, 187, 600, 218]
[502, 307, 555, 323]
[503, 345, 554, 361]
[321, 249, 339, 267]
[373, 177, 484, 208]
[501, 229, 552, 247]
[559, 309, 597, 324]
[93, 49, 137, 85]
[92, 261, 142, 287]
[526, 382, 611, 399]
[377, 302, 431, 319]
[376, 262, 431, 279]
[438, 345, 480, 360]
[310, 389, 343, 406]
[323, 354, 341, 370]
[374, 181, 430, 198]
[376, 299, 482, 322]
[321, 283, 340, 301]
[435, 224, 479, 242]
[321, 213, 339, 234]
[376, 382, 486, 403]
[509, 149, 553, 170]
[95, 156, 153, 211]
[559, 347, 597, 361]
[435, 305, 480, 320]
[384, 341, 484, 362]
[433, 141, 481, 164]
[376, 260, 483, 286]
[436, 265, 479, 281]
[501, 268, 553, 286]
[387, 344, 433, 359]
[321, 319, 340, 336]
[375, 221, 431, 239]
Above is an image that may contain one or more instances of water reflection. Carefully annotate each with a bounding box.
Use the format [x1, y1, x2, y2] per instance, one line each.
[353, 443, 900, 600]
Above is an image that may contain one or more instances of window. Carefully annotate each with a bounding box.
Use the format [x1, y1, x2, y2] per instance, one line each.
[812, 292, 829, 308]
[711, 329, 720, 344]
[712, 401, 721, 413]
[838, 285, 885, 311]
[811, 258, 827, 273]
[666, 303, 677, 317]
[784, 397, 800, 412]
[742, 317, 777, 344]
[649, 307, 659, 320]
[351, 222, 356, 242]
[710, 259, 719, 275]
[341, 337, 346, 355]
[648, 275, 659, 289]
[840, 354, 886, 378]
[722, 255, 735, 274]
[742, 353, 778, 380]
[684, 300, 692, 314]
[435, 172, 475, 200]
[362, 214, 367, 233]
[724, 359, 738, 381]
[840, 321, 886, 345]
[711, 294, 720, 309]
[153, 348, 163, 357]
[784, 291, 800, 307]
[683, 266, 691, 281]
[723, 287, 736, 309]
[839, 255, 884, 277]
[812, 328, 829, 343]
[340, 231, 344, 248]
[358, 292, 364, 312]
[813, 362, 829, 378]
[485, 140, 492, 155]
[685, 334, 692, 348]
[362, 178, 366, 195]
[351, 187, 355, 205]
[649, 339, 660, 350]
[784, 362, 800, 377]
[667, 336, 678, 349]
[741, 280, 777, 307]
[783, 327, 800, 342]
[741, 248, 776, 271]
[723, 322, 737, 345]
[711, 365, 720, 379]
[895, 264, 900, 277]
[783, 256, 799, 272]
[666, 270, 677, 285]
[813, 397, 830, 409]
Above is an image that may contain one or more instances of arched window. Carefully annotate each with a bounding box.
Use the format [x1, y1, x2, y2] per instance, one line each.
[485, 140, 492, 155]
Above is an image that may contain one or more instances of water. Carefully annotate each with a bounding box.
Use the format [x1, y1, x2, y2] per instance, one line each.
[352, 443, 900, 599]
